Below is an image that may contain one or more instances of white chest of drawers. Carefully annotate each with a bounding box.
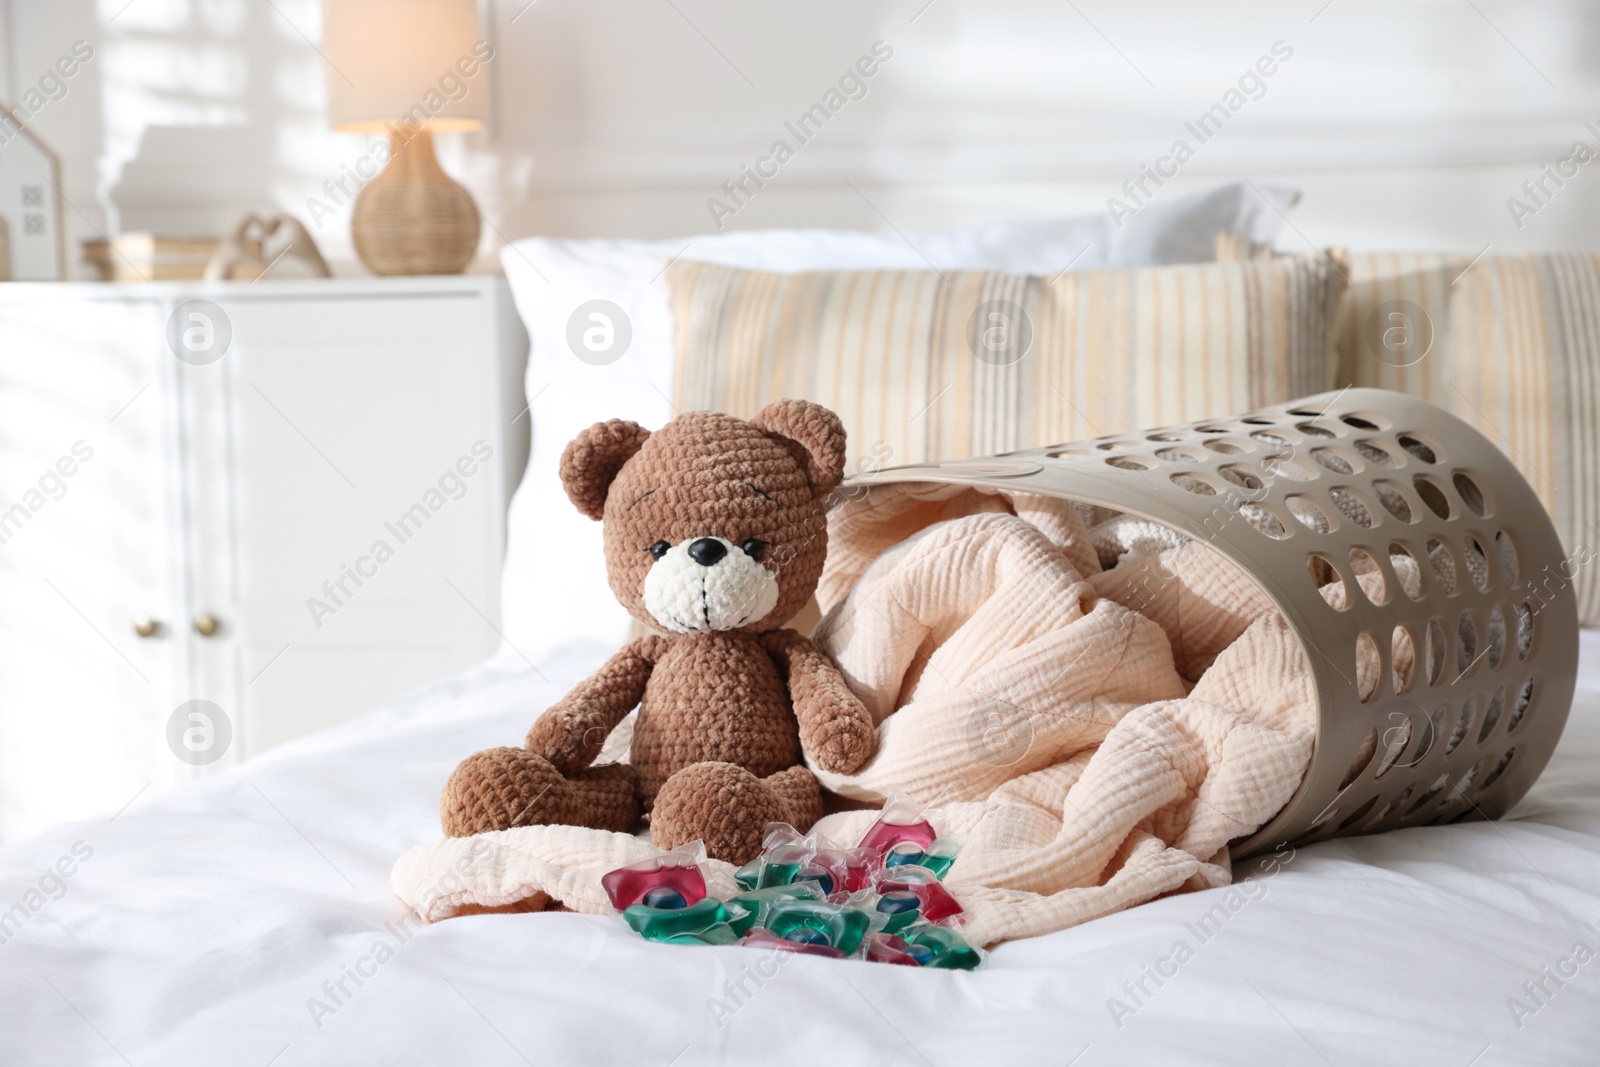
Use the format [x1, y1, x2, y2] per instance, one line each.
[0, 276, 528, 843]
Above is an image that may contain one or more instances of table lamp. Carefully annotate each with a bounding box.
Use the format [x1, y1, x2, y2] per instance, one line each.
[323, 0, 485, 275]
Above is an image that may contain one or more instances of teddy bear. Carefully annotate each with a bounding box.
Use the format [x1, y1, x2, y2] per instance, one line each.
[439, 399, 876, 863]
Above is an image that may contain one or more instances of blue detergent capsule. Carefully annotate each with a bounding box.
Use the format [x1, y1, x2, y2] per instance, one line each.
[902, 942, 936, 965]
[784, 927, 832, 947]
[641, 886, 688, 910]
[875, 890, 922, 933]
[884, 842, 925, 869]
[792, 864, 835, 896]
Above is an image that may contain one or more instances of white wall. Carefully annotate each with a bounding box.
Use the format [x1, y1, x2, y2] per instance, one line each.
[5, 0, 1600, 275]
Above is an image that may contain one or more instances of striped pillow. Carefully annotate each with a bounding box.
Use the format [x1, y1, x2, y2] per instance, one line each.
[1337, 252, 1600, 624]
[666, 254, 1346, 478]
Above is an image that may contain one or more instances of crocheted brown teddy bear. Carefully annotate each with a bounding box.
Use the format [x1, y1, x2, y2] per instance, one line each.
[439, 399, 875, 863]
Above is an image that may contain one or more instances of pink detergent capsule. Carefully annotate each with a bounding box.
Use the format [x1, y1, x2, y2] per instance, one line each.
[865, 933, 923, 966]
[811, 847, 877, 896]
[858, 797, 938, 856]
[600, 852, 707, 911]
[878, 871, 963, 923]
[741, 926, 847, 959]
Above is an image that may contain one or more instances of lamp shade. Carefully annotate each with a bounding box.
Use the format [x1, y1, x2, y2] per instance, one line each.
[323, 0, 486, 132]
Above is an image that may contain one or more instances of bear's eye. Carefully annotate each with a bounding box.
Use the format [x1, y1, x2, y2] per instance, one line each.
[648, 541, 671, 560]
[741, 539, 767, 561]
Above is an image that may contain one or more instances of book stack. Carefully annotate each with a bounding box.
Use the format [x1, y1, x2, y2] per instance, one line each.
[82, 234, 249, 281]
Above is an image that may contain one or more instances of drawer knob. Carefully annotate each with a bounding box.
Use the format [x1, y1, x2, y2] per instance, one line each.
[193, 612, 220, 637]
[133, 615, 158, 638]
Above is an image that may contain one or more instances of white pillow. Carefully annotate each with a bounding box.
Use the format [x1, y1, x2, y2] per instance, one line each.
[496, 181, 1301, 659]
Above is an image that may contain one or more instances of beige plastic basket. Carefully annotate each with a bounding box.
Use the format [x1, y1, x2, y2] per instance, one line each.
[849, 388, 1579, 858]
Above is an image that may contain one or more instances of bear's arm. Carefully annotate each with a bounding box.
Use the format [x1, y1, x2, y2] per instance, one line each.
[525, 633, 671, 774]
[759, 630, 875, 776]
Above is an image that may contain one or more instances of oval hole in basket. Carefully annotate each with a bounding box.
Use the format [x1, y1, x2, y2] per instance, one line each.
[1495, 530, 1520, 585]
[1251, 430, 1292, 448]
[1218, 464, 1264, 491]
[1454, 757, 1489, 801]
[1336, 796, 1380, 831]
[1453, 471, 1490, 517]
[1340, 728, 1380, 789]
[1262, 455, 1315, 481]
[1170, 472, 1218, 496]
[1486, 605, 1507, 669]
[1389, 542, 1425, 599]
[1397, 433, 1441, 464]
[1377, 784, 1417, 822]
[1425, 618, 1447, 686]
[1355, 439, 1400, 469]
[1508, 678, 1535, 732]
[1426, 537, 1459, 596]
[1194, 425, 1229, 434]
[1516, 602, 1534, 659]
[1372, 480, 1414, 523]
[1106, 455, 1155, 472]
[1462, 535, 1491, 592]
[1405, 769, 1450, 816]
[1287, 495, 1332, 533]
[1237, 502, 1289, 539]
[1376, 713, 1414, 780]
[1310, 554, 1348, 609]
[1343, 413, 1385, 431]
[1413, 475, 1453, 519]
[1096, 440, 1136, 451]
[1455, 612, 1480, 678]
[1476, 747, 1518, 795]
[1445, 695, 1478, 756]
[1328, 487, 1375, 529]
[1356, 632, 1381, 703]
[1203, 439, 1248, 455]
[1155, 446, 1205, 464]
[1391, 625, 1416, 694]
[1311, 448, 1355, 475]
[1241, 416, 1276, 425]
[1477, 685, 1505, 744]
[1417, 705, 1444, 765]
[1296, 420, 1339, 438]
[1349, 548, 1389, 604]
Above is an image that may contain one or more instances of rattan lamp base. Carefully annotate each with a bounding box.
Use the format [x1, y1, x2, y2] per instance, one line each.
[351, 128, 481, 276]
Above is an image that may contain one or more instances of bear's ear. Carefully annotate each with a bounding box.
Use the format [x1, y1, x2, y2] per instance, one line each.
[560, 420, 651, 520]
[751, 399, 847, 497]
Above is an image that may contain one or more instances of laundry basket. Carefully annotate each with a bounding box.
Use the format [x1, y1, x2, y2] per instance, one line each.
[847, 388, 1579, 858]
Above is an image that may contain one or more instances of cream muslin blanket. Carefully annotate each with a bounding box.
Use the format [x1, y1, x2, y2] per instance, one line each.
[392, 483, 1321, 947]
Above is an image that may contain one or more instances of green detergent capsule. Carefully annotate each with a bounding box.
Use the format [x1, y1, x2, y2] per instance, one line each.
[919, 839, 960, 879]
[904, 925, 982, 970]
[726, 883, 824, 936]
[763, 900, 871, 956]
[664, 922, 740, 946]
[734, 859, 762, 892]
[622, 897, 729, 942]
[756, 845, 812, 889]
[874, 890, 923, 934]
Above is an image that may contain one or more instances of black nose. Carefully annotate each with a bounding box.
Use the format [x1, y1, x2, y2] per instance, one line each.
[687, 538, 727, 566]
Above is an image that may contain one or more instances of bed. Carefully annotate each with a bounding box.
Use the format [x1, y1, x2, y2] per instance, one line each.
[0, 625, 1596, 1065]
[10, 190, 1600, 1064]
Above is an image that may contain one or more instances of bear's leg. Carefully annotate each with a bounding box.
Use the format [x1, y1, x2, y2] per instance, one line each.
[440, 747, 639, 837]
[649, 762, 823, 863]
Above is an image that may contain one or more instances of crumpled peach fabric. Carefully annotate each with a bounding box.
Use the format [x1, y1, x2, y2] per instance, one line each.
[394, 482, 1328, 947]
[804, 482, 1317, 945]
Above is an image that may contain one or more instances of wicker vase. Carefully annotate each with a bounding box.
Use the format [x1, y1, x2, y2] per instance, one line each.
[351, 128, 481, 276]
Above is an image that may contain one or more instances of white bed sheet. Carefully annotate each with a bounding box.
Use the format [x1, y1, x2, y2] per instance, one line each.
[3, 631, 1598, 1066]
